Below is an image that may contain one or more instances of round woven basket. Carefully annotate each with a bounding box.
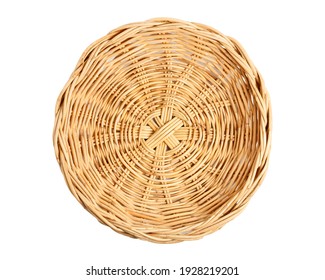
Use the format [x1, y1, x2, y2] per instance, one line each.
[53, 18, 271, 243]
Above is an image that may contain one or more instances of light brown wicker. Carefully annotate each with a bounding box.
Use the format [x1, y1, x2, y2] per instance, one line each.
[53, 18, 271, 243]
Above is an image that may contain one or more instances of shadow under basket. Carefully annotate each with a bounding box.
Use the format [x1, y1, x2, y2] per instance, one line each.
[53, 18, 271, 243]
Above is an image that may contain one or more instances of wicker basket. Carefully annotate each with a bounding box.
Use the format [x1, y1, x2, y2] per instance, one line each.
[53, 18, 271, 243]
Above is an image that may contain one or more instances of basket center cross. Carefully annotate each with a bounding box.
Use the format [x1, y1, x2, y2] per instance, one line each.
[144, 116, 184, 150]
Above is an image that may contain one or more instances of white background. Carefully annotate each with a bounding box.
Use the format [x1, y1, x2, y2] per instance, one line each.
[1, 0, 324, 279]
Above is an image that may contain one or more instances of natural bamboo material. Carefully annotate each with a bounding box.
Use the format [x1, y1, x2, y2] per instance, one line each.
[53, 18, 271, 243]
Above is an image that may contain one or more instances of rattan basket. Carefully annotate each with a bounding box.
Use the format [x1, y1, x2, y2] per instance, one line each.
[53, 18, 271, 243]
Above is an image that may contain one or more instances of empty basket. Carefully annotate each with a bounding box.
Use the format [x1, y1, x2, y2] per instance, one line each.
[53, 18, 271, 243]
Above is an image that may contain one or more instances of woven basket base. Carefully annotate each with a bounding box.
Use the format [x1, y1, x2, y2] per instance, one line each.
[53, 18, 271, 243]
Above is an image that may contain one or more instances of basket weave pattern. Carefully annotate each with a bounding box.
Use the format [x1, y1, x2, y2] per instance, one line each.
[53, 18, 271, 243]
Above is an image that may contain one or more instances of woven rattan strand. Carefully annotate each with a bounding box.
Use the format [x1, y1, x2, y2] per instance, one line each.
[53, 18, 271, 243]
